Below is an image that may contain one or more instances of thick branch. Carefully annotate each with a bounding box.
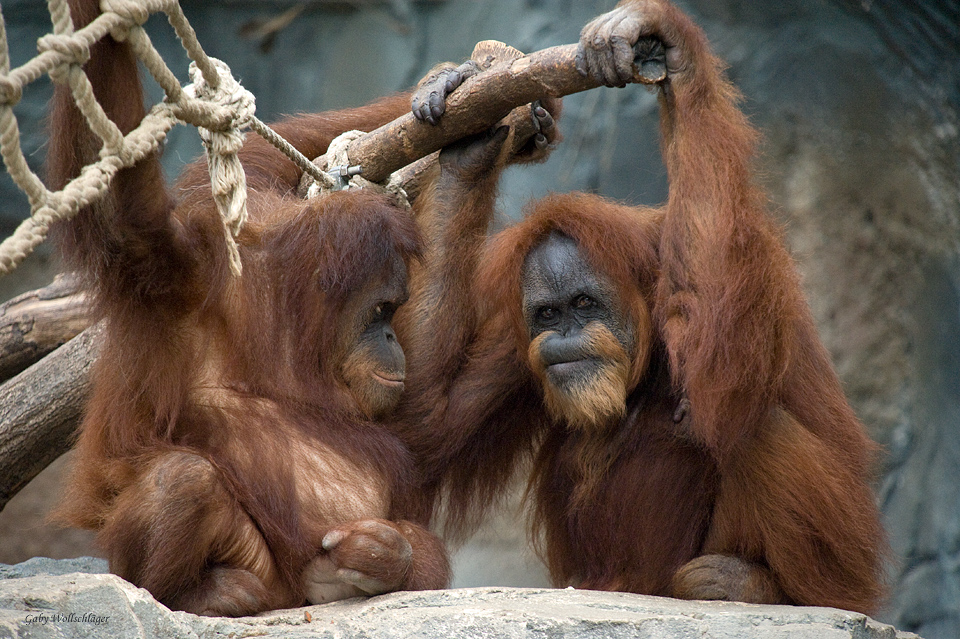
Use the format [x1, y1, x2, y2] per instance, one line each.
[0, 325, 100, 512]
[353, 43, 626, 183]
[0, 275, 90, 382]
[393, 102, 546, 203]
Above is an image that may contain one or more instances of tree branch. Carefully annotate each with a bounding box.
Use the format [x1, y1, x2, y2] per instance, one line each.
[0, 325, 100, 512]
[0, 275, 90, 383]
[352, 43, 604, 183]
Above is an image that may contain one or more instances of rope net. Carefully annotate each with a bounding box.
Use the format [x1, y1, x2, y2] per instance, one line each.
[0, 0, 332, 278]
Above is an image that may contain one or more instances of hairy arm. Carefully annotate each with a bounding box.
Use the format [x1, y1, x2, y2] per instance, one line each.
[580, 0, 799, 462]
[48, 0, 198, 319]
[399, 127, 511, 367]
[394, 59, 563, 533]
[395, 130, 545, 531]
[415, 320, 545, 538]
[398, 74, 559, 375]
[579, 0, 886, 612]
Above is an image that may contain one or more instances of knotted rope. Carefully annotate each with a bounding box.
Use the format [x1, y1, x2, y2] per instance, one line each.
[183, 59, 252, 276]
[0, 0, 347, 278]
[299, 130, 411, 210]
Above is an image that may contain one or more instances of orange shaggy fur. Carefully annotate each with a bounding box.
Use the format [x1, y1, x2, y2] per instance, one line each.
[399, 0, 887, 615]
[48, 0, 449, 616]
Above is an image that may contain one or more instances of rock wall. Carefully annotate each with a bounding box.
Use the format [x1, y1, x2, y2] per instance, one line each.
[0, 1, 957, 637]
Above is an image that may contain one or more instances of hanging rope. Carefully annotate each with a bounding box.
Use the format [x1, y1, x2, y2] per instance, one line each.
[0, 0, 348, 278]
[183, 58, 252, 276]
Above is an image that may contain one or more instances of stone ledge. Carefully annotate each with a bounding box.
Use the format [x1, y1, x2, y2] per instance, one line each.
[0, 558, 920, 638]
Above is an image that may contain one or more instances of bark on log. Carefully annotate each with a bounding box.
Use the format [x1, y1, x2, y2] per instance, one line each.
[350, 42, 654, 183]
[0, 275, 90, 383]
[321, 39, 581, 199]
[0, 325, 100, 512]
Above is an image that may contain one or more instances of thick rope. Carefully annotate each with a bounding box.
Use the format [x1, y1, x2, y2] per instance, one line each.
[0, 0, 318, 278]
[250, 117, 337, 190]
[0, 0, 412, 278]
[183, 59, 252, 276]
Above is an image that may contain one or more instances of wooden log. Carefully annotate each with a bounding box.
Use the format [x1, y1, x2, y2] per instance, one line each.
[0, 275, 90, 383]
[349, 42, 658, 183]
[315, 39, 571, 200]
[0, 325, 100, 512]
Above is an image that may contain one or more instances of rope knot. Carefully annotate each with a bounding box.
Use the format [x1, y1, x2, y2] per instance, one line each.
[101, 0, 152, 27]
[37, 33, 91, 69]
[0, 76, 23, 106]
[183, 59, 255, 277]
[186, 59, 255, 133]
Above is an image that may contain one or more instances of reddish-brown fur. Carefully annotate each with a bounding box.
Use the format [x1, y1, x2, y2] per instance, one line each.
[399, 0, 886, 615]
[49, 0, 449, 615]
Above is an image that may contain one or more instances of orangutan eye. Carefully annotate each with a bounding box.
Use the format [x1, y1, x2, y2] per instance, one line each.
[573, 294, 595, 310]
[536, 307, 558, 323]
[371, 302, 396, 324]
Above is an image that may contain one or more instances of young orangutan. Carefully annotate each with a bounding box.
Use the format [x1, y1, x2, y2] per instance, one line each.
[48, 0, 565, 615]
[49, 0, 444, 616]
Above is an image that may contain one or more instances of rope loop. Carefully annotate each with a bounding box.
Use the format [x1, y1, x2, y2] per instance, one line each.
[0, 76, 22, 106]
[299, 130, 410, 210]
[299, 129, 363, 199]
[101, 0, 152, 27]
[37, 33, 92, 68]
[325, 129, 363, 170]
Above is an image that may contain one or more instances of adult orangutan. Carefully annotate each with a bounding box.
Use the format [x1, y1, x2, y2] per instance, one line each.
[45, 0, 460, 616]
[401, 0, 887, 615]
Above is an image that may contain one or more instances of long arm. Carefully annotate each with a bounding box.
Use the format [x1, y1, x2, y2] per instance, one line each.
[404, 318, 546, 536]
[398, 128, 509, 367]
[48, 0, 195, 319]
[578, 0, 885, 613]
[581, 0, 793, 461]
[394, 129, 547, 533]
[653, 12, 797, 463]
[396, 65, 560, 390]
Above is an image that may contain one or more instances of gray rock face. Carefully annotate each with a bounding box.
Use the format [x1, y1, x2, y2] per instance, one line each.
[0, 559, 919, 639]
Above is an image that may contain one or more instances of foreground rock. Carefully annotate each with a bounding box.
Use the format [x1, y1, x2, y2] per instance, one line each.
[0, 558, 918, 639]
